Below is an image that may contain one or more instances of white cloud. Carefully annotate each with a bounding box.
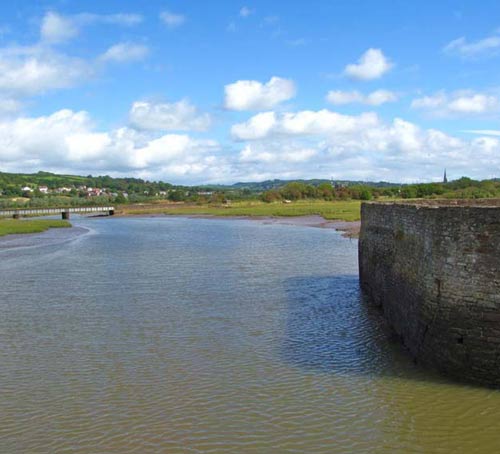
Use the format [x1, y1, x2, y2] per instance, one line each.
[410, 93, 446, 110]
[0, 10, 147, 103]
[41, 12, 79, 44]
[444, 31, 500, 58]
[129, 100, 211, 132]
[1, 107, 500, 183]
[40, 11, 143, 44]
[0, 35, 151, 113]
[326, 89, 397, 106]
[0, 11, 148, 103]
[0, 109, 96, 163]
[0, 45, 93, 97]
[448, 95, 497, 113]
[0, 98, 23, 116]
[79, 13, 143, 26]
[99, 43, 150, 63]
[411, 90, 499, 116]
[240, 7, 254, 17]
[463, 130, 500, 137]
[227, 107, 500, 182]
[239, 143, 316, 163]
[365, 89, 398, 106]
[224, 76, 296, 111]
[231, 109, 379, 140]
[326, 91, 364, 105]
[344, 48, 393, 80]
[123, 134, 213, 169]
[0, 109, 222, 182]
[231, 111, 277, 140]
[160, 10, 186, 28]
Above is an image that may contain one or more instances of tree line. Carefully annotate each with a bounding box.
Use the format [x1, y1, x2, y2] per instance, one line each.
[1, 171, 500, 209]
[260, 178, 500, 202]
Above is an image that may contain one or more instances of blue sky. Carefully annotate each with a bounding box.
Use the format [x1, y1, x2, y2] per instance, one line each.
[0, 0, 499, 184]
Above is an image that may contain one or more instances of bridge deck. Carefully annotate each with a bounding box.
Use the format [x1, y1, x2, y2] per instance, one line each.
[0, 207, 115, 217]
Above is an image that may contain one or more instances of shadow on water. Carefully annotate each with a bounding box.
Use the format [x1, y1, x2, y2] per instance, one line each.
[281, 275, 479, 388]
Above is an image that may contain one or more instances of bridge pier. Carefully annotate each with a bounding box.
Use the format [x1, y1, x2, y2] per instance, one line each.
[62, 211, 70, 220]
[109, 209, 115, 216]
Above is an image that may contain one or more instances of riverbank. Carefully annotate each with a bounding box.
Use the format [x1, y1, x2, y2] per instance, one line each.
[266, 216, 360, 237]
[0, 219, 71, 237]
[185, 214, 361, 237]
[118, 199, 362, 221]
[116, 200, 361, 237]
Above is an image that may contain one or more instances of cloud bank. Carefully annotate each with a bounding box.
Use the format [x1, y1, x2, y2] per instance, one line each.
[1, 104, 498, 184]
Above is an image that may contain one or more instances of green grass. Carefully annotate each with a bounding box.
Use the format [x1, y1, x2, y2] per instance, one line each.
[0, 219, 71, 237]
[122, 200, 362, 222]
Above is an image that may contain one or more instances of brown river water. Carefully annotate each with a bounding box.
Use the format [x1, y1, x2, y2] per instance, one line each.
[0, 216, 499, 453]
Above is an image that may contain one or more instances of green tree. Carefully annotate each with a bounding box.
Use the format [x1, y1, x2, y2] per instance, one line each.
[317, 183, 334, 200]
[280, 182, 308, 200]
[114, 192, 127, 204]
[261, 189, 282, 203]
[168, 190, 186, 202]
[359, 188, 373, 200]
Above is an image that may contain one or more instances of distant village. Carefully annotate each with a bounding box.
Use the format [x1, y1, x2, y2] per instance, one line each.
[14, 186, 213, 198]
[11, 184, 214, 199]
[19, 184, 131, 198]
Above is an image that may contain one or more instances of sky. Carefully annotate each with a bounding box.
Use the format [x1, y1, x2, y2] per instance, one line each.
[0, 0, 499, 184]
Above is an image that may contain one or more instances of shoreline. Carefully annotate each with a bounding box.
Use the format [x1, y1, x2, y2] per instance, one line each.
[118, 212, 360, 238]
[0, 218, 71, 238]
[0, 225, 88, 250]
[0, 213, 361, 239]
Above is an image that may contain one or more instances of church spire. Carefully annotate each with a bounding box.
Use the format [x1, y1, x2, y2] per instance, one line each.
[443, 169, 448, 184]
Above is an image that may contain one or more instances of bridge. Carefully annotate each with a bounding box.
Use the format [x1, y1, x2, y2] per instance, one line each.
[0, 206, 115, 220]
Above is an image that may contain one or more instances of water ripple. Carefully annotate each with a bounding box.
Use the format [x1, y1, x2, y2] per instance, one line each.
[0, 217, 499, 453]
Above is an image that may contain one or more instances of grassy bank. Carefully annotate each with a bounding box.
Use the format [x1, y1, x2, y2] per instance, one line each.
[0, 219, 71, 237]
[120, 200, 362, 222]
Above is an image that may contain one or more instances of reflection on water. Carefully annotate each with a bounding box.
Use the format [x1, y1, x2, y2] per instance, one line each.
[0, 216, 499, 453]
[283, 275, 433, 380]
[283, 275, 387, 374]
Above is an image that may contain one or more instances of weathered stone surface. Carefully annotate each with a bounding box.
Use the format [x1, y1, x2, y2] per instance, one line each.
[359, 201, 500, 386]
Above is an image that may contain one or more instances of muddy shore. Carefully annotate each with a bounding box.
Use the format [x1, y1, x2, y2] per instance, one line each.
[118, 212, 360, 238]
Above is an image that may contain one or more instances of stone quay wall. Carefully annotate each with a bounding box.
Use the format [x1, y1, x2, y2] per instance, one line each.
[359, 201, 500, 386]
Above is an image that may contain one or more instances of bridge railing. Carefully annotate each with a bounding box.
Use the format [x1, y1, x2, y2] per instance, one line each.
[0, 207, 115, 219]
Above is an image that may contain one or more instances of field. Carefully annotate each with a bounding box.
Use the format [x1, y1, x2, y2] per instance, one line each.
[0, 219, 71, 237]
[120, 200, 362, 222]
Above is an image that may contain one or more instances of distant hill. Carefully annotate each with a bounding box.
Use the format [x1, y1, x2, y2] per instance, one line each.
[0, 171, 173, 196]
[1, 170, 499, 204]
[197, 179, 400, 192]
[0, 171, 400, 194]
[3, 170, 494, 195]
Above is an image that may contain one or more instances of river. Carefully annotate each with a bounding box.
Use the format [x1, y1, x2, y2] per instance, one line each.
[0, 216, 499, 453]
